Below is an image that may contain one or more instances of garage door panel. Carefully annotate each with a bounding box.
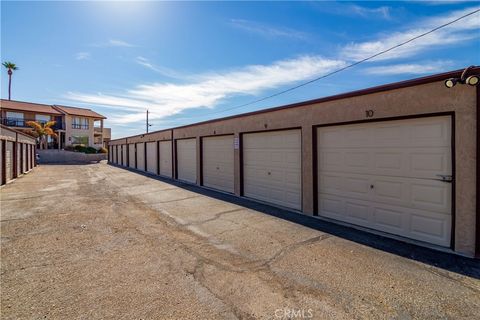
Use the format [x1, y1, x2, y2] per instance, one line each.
[202, 135, 234, 193]
[22, 146, 27, 172]
[136, 143, 145, 171]
[146, 142, 157, 174]
[372, 207, 404, 231]
[373, 125, 404, 144]
[346, 202, 370, 222]
[128, 144, 136, 168]
[411, 213, 449, 240]
[409, 120, 450, 147]
[177, 139, 196, 183]
[320, 172, 450, 213]
[322, 117, 450, 149]
[116, 146, 121, 165]
[320, 193, 450, 246]
[375, 152, 402, 170]
[410, 150, 450, 176]
[159, 141, 172, 177]
[122, 145, 127, 166]
[320, 147, 451, 180]
[411, 182, 449, 209]
[243, 129, 301, 210]
[6, 142, 13, 181]
[375, 180, 404, 200]
[318, 116, 452, 247]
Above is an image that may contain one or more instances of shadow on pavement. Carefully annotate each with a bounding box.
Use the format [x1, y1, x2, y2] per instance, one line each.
[113, 164, 480, 279]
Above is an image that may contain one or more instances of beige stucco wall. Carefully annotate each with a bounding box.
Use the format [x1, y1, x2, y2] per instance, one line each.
[109, 81, 477, 257]
[65, 116, 96, 147]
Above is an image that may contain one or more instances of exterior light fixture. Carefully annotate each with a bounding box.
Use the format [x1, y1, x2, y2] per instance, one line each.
[465, 75, 479, 86]
[445, 66, 479, 88]
[445, 78, 457, 88]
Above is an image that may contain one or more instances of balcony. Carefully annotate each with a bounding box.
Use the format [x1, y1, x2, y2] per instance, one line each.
[72, 123, 89, 130]
[1, 117, 65, 130]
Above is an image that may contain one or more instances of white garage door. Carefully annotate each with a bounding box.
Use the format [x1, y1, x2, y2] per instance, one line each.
[122, 145, 127, 166]
[116, 145, 121, 165]
[176, 139, 197, 183]
[128, 144, 136, 169]
[22, 144, 27, 172]
[146, 142, 157, 174]
[6, 141, 13, 181]
[202, 135, 234, 193]
[136, 143, 145, 171]
[159, 141, 172, 177]
[317, 116, 452, 247]
[109, 146, 112, 162]
[243, 129, 302, 210]
[17, 144, 21, 174]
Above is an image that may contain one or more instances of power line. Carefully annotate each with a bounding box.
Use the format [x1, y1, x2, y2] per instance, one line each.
[199, 8, 479, 117]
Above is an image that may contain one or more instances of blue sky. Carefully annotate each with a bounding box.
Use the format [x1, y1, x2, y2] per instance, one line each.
[1, 1, 479, 138]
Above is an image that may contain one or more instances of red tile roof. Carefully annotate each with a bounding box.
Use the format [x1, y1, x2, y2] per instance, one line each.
[0, 99, 106, 119]
[1, 99, 63, 115]
[53, 105, 106, 119]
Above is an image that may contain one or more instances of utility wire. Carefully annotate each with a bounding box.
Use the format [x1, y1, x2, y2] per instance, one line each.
[199, 8, 480, 117]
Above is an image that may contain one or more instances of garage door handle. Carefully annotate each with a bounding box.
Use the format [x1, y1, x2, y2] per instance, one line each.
[267, 172, 271, 175]
[435, 174, 453, 182]
[216, 167, 219, 170]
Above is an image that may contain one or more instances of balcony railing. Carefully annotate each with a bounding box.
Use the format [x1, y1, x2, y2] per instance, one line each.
[72, 123, 89, 130]
[1, 117, 64, 130]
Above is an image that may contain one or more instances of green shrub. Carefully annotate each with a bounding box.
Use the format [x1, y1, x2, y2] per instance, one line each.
[64, 145, 75, 152]
[74, 145, 87, 152]
[85, 147, 97, 154]
[98, 147, 108, 154]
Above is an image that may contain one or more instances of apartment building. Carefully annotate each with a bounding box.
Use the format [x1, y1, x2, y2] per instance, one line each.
[0, 99, 109, 149]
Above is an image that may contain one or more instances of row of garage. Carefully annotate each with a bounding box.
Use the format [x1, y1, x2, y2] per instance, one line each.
[1, 125, 37, 185]
[109, 68, 479, 257]
[110, 117, 453, 248]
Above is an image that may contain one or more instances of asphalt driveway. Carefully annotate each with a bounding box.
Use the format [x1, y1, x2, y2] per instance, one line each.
[1, 163, 479, 319]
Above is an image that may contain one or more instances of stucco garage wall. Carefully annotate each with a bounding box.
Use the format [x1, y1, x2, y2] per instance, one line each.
[108, 75, 478, 257]
[1, 125, 36, 185]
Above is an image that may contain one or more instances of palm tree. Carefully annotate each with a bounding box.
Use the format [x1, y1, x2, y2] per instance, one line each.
[26, 120, 57, 149]
[2, 61, 18, 100]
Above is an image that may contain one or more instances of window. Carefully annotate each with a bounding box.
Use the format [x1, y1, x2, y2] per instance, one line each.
[72, 117, 89, 129]
[6, 111, 23, 119]
[5, 112, 24, 126]
[35, 114, 50, 124]
[71, 136, 89, 145]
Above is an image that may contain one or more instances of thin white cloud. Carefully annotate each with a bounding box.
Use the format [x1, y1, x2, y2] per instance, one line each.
[67, 7, 479, 128]
[310, 2, 393, 20]
[75, 52, 91, 60]
[66, 56, 345, 124]
[108, 39, 135, 47]
[135, 56, 184, 79]
[365, 60, 454, 75]
[348, 4, 391, 20]
[230, 19, 308, 40]
[342, 6, 480, 61]
[91, 39, 136, 47]
[415, 0, 477, 5]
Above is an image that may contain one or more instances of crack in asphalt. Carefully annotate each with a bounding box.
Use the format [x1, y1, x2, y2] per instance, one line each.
[4, 164, 478, 319]
[422, 266, 480, 293]
[181, 208, 246, 227]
